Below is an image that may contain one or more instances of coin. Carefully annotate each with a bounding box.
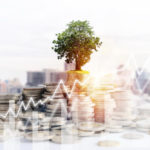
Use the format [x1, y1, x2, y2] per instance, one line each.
[52, 129, 68, 136]
[25, 131, 54, 141]
[78, 130, 94, 137]
[78, 122, 105, 132]
[106, 124, 122, 129]
[52, 135, 79, 144]
[112, 115, 135, 121]
[72, 109, 94, 113]
[111, 120, 132, 127]
[136, 120, 150, 129]
[20, 111, 45, 119]
[122, 133, 144, 140]
[106, 128, 123, 133]
[111, 90, 132, 100]
[50, 117, 65, 122]
[43, 83, 68, 121]
[97, 140, 120, 147]
[72, 112, 94, 118]
[136, 127, 150, 133]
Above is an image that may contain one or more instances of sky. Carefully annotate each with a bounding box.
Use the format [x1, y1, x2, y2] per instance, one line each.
[1, 0, 150, 84]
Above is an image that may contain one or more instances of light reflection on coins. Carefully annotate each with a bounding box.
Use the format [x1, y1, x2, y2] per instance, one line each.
[97, 140, 120, 147]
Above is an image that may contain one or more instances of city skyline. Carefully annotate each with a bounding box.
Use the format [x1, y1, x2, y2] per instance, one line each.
[0, 62, 75, 86]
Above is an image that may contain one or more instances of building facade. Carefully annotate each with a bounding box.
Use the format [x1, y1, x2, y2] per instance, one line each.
[0, 79, 23, 94]
[50, 72, 67, 83]
[27, 71, 45, 86]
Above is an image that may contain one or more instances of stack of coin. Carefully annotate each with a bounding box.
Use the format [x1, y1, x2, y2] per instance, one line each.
[24, 131, 54, 142]
[0, 94, 21, 134]
[77, 121, 105, 137]
[143, 94, 150, 103]
[51, 134, 79, 144]
[0, 120, 4, 136]
[39, 117, 51, 130]
[0, 94, 20, 116]
[18, 111, 47, 133]
[18, 111, 55, 141]
[110, 89, 135, 127]
[136, 103, 150, 121]
[91, 91, 115, 123]
[22, 87, 44, 110]
[0, 119, 17, 141]
[42, 83, 68, 134]
[50, 117, 67, 131]
[105, 122, 123, 133]
[136, 120, 150, 133]
[122, 133, 144, 140]
[69, 93, 95, 124]
[42, 83, 68, 100]
[96, 74, 116, 92]
[43, 83, 68, 119]
[51, 122, 73, 136]
[97, 140, 120, 147]
[50, 122, 80, 144]
[42, 83, 58, 99]
[0, 119, 11, 139]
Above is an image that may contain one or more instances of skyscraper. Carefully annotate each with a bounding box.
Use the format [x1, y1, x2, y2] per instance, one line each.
[50, 72, 67, 83]
[43, 69, 57, 84]
[27, 71, 45, 86]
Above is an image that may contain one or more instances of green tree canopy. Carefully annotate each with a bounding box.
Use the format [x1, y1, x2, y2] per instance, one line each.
[52, 20, 102, 70]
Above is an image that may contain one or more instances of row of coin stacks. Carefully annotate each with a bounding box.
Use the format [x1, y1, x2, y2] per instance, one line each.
[17, 85, 150, 143]
[40, 81, 104, 141]
[109, 90, 150, 134]
[18, 111, 66, 139]
[0, 80, 147, 143]
[91, 75, 137, 133]
[17, 83, 68, 141]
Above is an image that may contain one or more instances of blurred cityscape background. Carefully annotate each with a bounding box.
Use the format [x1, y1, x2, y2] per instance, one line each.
[0, 60, 150, 98]
[0, 62, 75, 94]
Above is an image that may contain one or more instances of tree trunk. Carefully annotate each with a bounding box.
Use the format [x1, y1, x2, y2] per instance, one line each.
[75, 59, 81, 70]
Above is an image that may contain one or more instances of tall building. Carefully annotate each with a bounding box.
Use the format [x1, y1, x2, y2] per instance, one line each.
[26, 68, 68, 86]
[0, 80, 7, 93]
[64, 62, 75, 71]
[43, 69, 57, 84]
[6, 78, 23, 93]
[27, 71, 45, 86]
[50, 72, 67, 83]
[0, 79, 23, 94]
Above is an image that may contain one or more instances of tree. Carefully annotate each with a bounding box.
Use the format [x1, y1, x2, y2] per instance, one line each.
[52, 20, 102, 70]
